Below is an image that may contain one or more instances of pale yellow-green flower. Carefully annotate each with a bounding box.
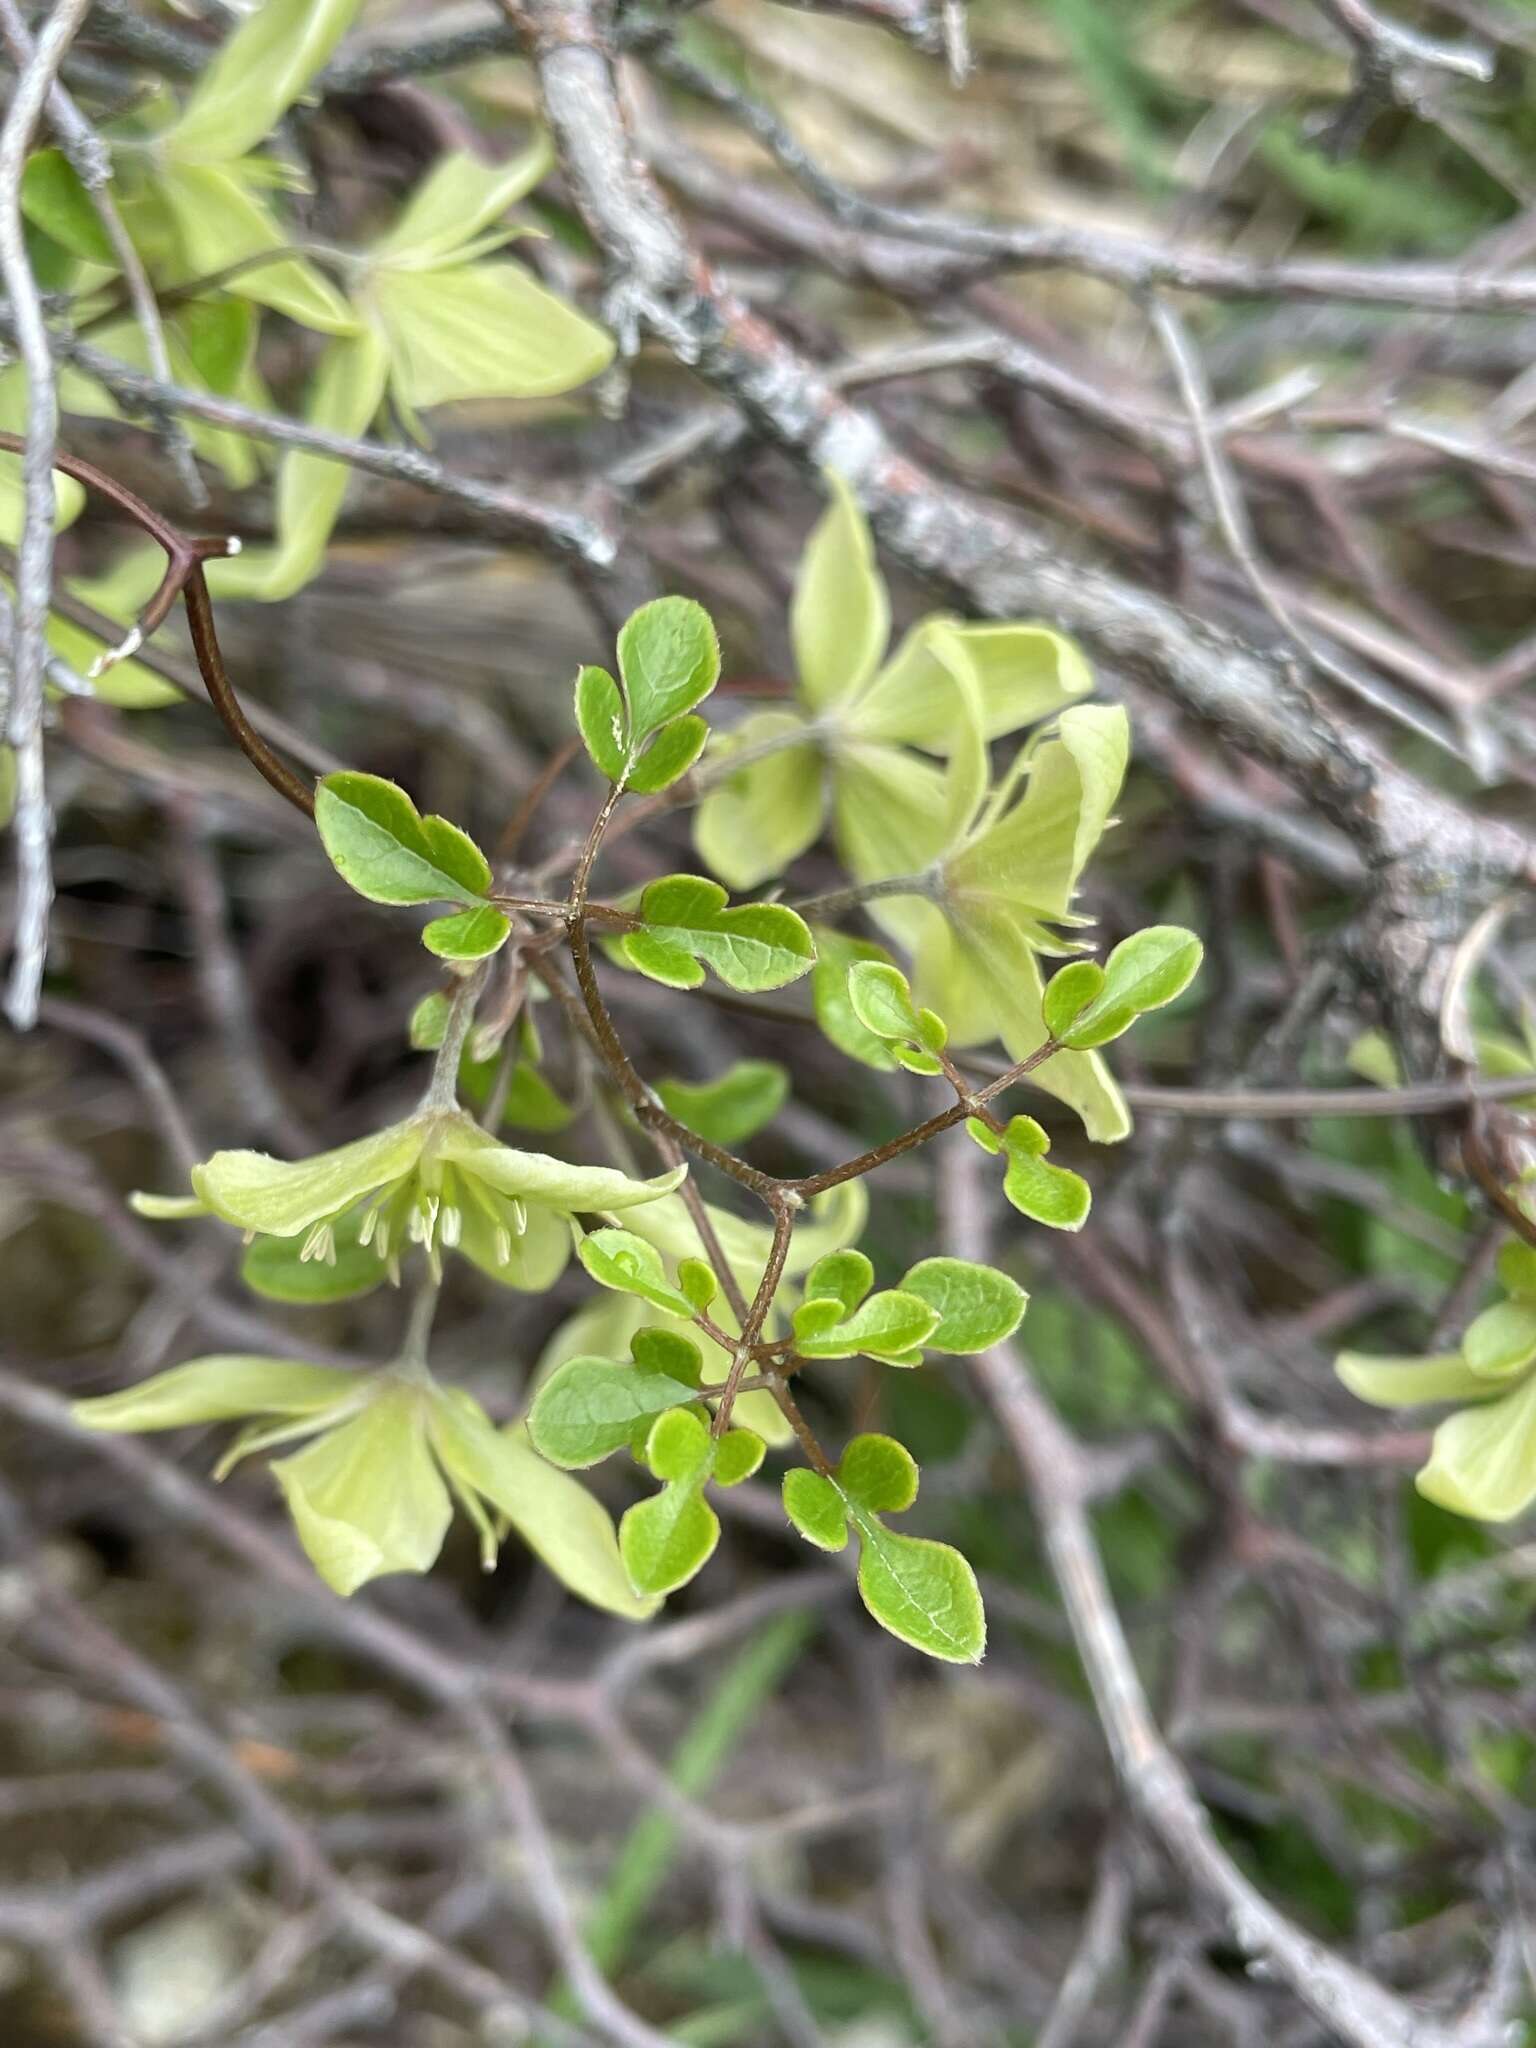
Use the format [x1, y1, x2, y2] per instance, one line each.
[132, 1108, 684, 1289]
[692, 473, 1091, 892]
[1338, 1239, 1536, 1521]
[72, 1355, 655, 1614]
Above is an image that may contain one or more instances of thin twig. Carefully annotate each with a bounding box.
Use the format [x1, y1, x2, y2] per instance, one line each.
[0, 0, 95, 1028]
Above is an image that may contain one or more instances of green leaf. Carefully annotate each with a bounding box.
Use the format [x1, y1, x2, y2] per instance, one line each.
[242, 1221, 385, 1304]
[1057, 926, 1204, 1050]
[1498, 1241, 1536, 1302]
[314, 771, 491, 908]
[617, 598, 721, 744]
[578, 1228, 698, 1320]
[21, 150, 113, 264]
[892, 1043, 944, 1078]
[527, 1355, 701, 1469]
[792, 1288, 940, 1362]
[715, 1430, 766, 1487]
[273, 1384, 451, 1596]
[1417, 1370, 1536, 1522]
[1042, 959, 1105, 1041]
[853, 1519, 986, 1664]
[631, 1328, 706, 1384]
[620, 874, 815, 993]
[575, 664, 628, 780]
[1337, 1351, 1500, 1409]
[177, 296, 259, 395]
[369, 257, 613, 410]
[72, 1355, 352, 1432]
[628, 715, 708, 794]
[692, 711, 825, 891]
[678, 1260, 718, 1313]
[840, 1434, 920, 1512]
[620, 1408, 721, 1597]
[782, 1469, 849, 1550]
[168, 0, 365, 164]
[791, 472, 888, 711]
[844, 959, 946, 1072]
[1461, 1300, 1536, 1380]
[459, 1045, 574, 1133]
[655, 1061, 789, 1147]
[810, 928, 897, 1070]
[409, 992, 449, 1050]
[900, 1257, 1026, 1353]
[422, 905, 510, 961]
[781, 1433, 983, 1661]
[847, 960, 922, 1042]
[803, 1250, 873, 1318]
[981, 1116, 1092, 1232]
[925, 905, 1131, 1144]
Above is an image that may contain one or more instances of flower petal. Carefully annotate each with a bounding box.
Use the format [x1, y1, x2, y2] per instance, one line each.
[428, 1396, 658, 1620]
[949, 704, 1129, 920]
[73, 1356, 356, 1433]
[273, 1385, 452, 1595]
[1337, 1352, 1502, 1408]
[791, 472, 888, 711]
[832, 741, 954, 885]
[850, 619, 1090, 749]
[1417, 1371, 1536, 1522]
[129, 1191, 209, 1221]
[692, 712, 825, 893]
[437, 1117, 684, 1214]
[192, 1123, 425, 1237]
[456, 1199, 572, 1292]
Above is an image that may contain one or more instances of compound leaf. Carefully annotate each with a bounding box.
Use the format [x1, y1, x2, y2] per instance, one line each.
[314, 771, 491, 907]
[621, 874, 815, 993]
[1057, 926, 1203, 1050]
[578, 1227, 697, 1321]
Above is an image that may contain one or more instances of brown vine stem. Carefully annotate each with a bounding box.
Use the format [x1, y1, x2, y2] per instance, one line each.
[709, 1202, 796, 1439]
[0, 431, 315, 819]
[789, 1037, 1060, 1198]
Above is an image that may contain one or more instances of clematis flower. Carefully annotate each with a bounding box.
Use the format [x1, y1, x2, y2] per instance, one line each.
[1338, 1239, 1536, 1521]
[692, 473, 1090, 892]
[133, 1108, 684, 1290]
[72, 1354, 655, 1614]
[862, 703, 1133, 1143]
